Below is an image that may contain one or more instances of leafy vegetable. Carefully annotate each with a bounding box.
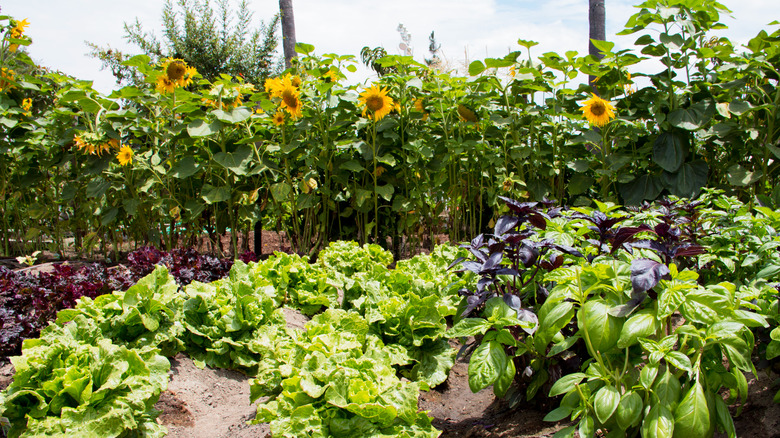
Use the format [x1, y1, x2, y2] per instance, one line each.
[250, 308, 439, 437]
[0, 326, 169, 438]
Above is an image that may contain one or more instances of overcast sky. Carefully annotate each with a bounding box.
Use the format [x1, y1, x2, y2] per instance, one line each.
[2, 0, 778, 94]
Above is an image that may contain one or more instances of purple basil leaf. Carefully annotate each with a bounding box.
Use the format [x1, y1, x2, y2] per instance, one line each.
[527, 213, 548, 230]
[503, 293, 522, 311]
[482, 251, 503, 271]
[631, 259, 670, 294]
[495, 215, 520, 236]
[461, 261, 483, 274]
[495, 267, 521, 277]
[673, 244, 707, 258]
[517, 244, 539, 268]
[517, 309, 539, 335]
[447, 256, 466, 270]
[468, 247, 488, 263]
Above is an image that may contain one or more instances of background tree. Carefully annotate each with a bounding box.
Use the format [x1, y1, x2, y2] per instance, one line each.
[279, 0, 297, 68]
[88, 0, 281, 87]
[588, 0, 606, 93]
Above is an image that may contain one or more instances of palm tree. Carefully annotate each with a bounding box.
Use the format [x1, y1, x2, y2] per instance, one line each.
[279, 0, 297, 68]
[589, 0, 606, 94]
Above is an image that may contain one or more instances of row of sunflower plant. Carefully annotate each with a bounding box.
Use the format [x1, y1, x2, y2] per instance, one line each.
[1, 0, 780, 260]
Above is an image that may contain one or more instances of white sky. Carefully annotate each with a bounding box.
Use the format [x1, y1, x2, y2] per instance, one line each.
[2, 0, 778, 94]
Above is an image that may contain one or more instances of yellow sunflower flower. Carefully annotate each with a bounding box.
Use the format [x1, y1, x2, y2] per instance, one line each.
[264, 76, 283, 96]
[457, 104, 479, 123]
[8, 18, 29, 52]
[73, 132, 115, 156]
[156, 58, 197, 93]
[359, 84, 394, 121]
[117, 145, 133, 166]
[156, 76, 177, 94]
[323, 69, 340, 83]
[0, 68, 15, 92]
[279, 85, 302, 119]
[580, 93, 616, 127]
[271, 110, 286, 126]
[21, 98, 32, 113]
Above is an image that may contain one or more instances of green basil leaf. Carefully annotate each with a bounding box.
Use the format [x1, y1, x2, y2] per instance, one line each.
[714, 397, 736, 438]
[578, 299, 622, 353]
[549, 373, 587, 397]
[616, 391, 643, 430]
[617, 308, 659, 348]
[642, 404, 674, 438]
[468, 340, 507, 393]
[594, 385, 620, 423]
[653, 368, 681, 411]
[492, 356, 516, 398]
[673, 381, 710, 437]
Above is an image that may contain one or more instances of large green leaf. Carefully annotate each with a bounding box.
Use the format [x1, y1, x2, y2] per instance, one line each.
[653, 132, 687, 172]
[662, 160, 708, 198]
[201, 185, 231, 204]
[578, 299, 622, 353]
[169, 156, 201, 179]
[668, 100, 713, 130]
[187, 119, 223, 137]
[213, 107, 252, 124]
[617, 308, 660, 348]
[270, 182, 291, 202]
[726, 164, 762, 187]
[468, 340, 507, 393]
[375, 184, 394, 201]
[213, 145, 253, 176]
[619, 174, 664, 205]
[673, 381, 710, 438]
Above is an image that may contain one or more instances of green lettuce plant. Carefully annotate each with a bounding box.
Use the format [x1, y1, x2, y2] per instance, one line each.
[0, 326, 169, 438]
[249, 308, 439, 437]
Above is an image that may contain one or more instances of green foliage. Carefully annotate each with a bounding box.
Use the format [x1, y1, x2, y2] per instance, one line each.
[54, 265, 185, 356]
[88, 0, 281, 86]
[249, 309, 439, 437]
[178, 263, 287, 372]
[0, 332, 169, 438]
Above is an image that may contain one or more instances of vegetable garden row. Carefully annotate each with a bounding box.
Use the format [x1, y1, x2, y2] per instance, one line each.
[1, 1, 780, 260]
[1, 0, 780, 436]
[1, 191, 779, 437]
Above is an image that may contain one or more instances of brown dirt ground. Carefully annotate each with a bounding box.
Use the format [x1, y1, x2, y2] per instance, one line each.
[2, 232, 780, 437]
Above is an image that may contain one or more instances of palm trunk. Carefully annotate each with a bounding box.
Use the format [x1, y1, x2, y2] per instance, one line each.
[589, 0, 606, 95]
[279, 0, 297, 68]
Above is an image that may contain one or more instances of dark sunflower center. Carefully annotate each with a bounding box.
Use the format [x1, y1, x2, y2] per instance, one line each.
[366, 95, 384, 112]
[167, 62, 187, 81]
[591, 102, 606, 116]
[282, 89, 299, 109]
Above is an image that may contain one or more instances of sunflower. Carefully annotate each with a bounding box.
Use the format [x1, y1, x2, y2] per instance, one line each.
[580, 93, 616, 127]
[457, 104, 479, 123]
[8, 18, 29, 52]
[21, 98, 32, 113]
[302, 177, 318, 194]
[359, 84, 394, 121]
[271, 110, 286, 126]
[73, 132, 116, 156]
[413, 98, 429, 121]
[279, 86, 302, 119]
[323, 69, 340, 83]
[117, 145, 133, 166]
[156, 76, 177, 94]
[0, 68, 15, 92]
[156, 58, 197, 93]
